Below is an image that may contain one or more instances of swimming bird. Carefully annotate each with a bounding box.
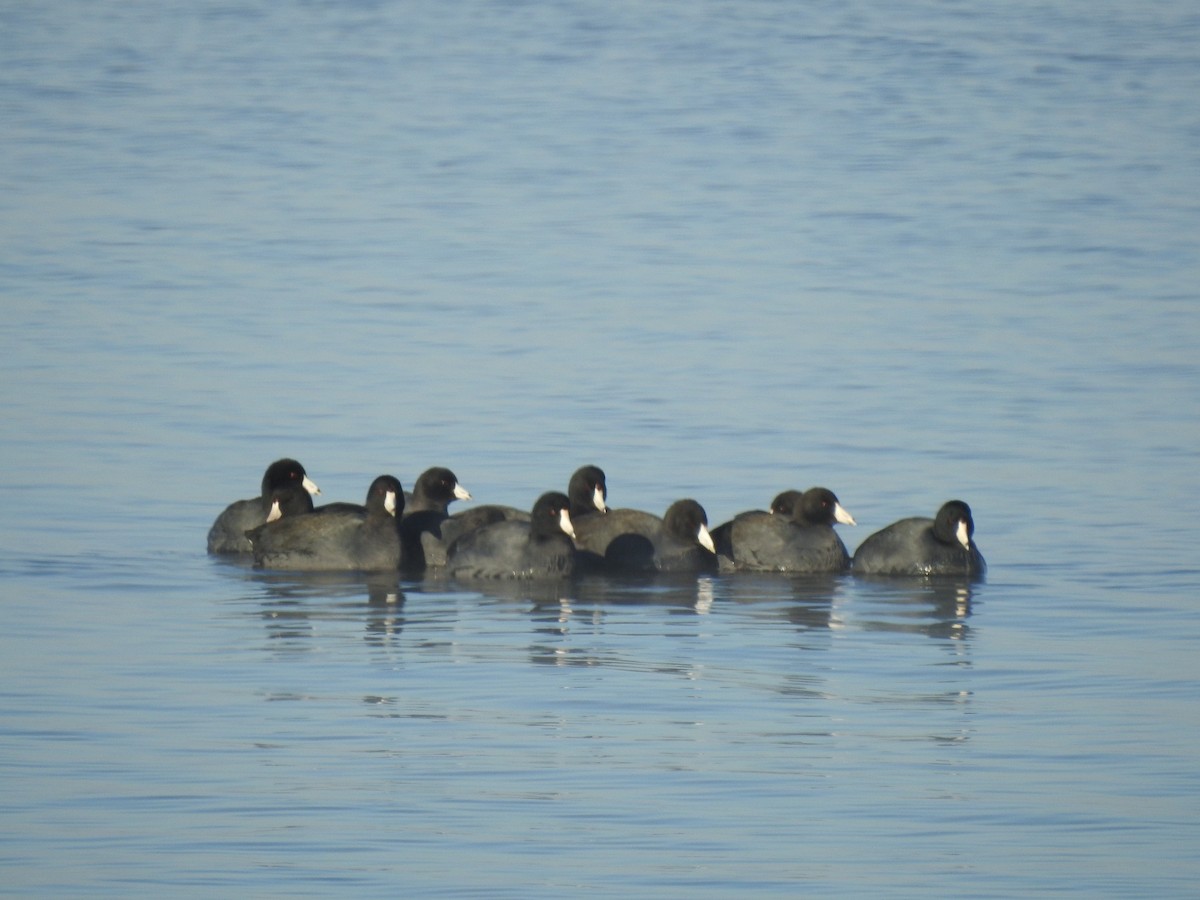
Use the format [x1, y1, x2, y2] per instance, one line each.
[207, 458, 320, 554]
[711, 488, 805, 558]
[573, 498, 718, 574]
[431, 465, 607, 566]
[851, 500, 986, 578]
[246, 475, 404, 571]
[397, 467, 472, 571]
[445, 491, 576, 580]
[715, 486, 856, 573]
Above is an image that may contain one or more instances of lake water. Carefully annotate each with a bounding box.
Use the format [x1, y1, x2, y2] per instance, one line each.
[2, 1, 1199, 896]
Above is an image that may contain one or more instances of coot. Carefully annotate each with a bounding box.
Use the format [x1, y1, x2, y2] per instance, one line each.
[207, 458, 320, 554]
[446, 491, 576, 580]
[573, 498, 717, 574]
[851, 500, 986, 578]
[434, 465, 606, 565]
[717, 487, 856, 573]
[398, 467, 472, 571]
[246, 475, 404, 571]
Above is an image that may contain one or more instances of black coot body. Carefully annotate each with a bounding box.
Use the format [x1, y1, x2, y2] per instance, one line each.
[573, 499, 717, 574]
[446, 491, 576, 580]
[436, 465, 607, 565]
[717, 487, 856, 574]
[207, 458, 320, 554]
[246, 475, 404, 571]
[711, 489, 804, 559]
[852, 500, 986, 578]
[397, 467, 472, 571]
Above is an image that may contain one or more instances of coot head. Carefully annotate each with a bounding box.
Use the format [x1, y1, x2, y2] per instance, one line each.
[567, 465, 607, 517]
[933, 500, 974, 550]
[261, 458, 320, 500]
[792, 487, 856, 527]
[663, 499, 716, 553]
[365, 475, 405, 517]
[409, 467, 471, 513]
[531, 491, 576, 540]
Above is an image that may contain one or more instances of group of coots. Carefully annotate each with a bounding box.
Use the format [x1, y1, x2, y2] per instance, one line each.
[207, 459, 986, 581]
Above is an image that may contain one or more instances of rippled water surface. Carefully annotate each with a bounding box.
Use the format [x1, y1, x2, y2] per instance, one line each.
[2, 1, 1199, 896]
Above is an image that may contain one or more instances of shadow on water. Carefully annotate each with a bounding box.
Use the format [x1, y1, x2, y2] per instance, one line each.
[841, 576, 977, 642]
[228, 564, 408, 649]
[219, 565, 979, 742]
[415, 569, 850, 612]
[221, 559, 977, 667]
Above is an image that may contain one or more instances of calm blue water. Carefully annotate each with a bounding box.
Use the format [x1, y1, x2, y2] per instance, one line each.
[2, 1, 1199, 896]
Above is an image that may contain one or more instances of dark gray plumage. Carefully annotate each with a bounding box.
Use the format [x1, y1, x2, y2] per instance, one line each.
[573, 499, 717, 574]
[246, 475, 404, 571]
[716, 487, 856, 574]
[852, 500, 986, 578]
[398, 467, 472, 571]
[446, 491, 576, 580]
[434, 465, 607, 566]
[207, 458, 320, 554]
[710, 489, 804, 559]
